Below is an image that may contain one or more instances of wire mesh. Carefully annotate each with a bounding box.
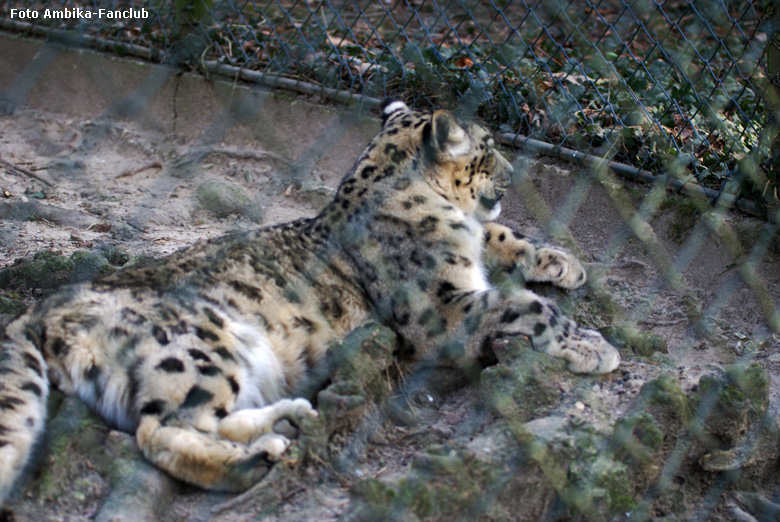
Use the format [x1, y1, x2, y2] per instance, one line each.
[0, 1, 779, 521]
[0, 0, 773, 209]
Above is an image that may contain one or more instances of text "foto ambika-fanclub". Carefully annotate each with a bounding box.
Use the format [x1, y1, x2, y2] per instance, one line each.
[10, 7, 150, 19]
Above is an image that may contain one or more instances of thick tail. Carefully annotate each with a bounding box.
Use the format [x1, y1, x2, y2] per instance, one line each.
[136, 398, 317, 491]
[0, 325, 49, 505]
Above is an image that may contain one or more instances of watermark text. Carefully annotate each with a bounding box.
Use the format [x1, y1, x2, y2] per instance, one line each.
[9, 7, 150, 19]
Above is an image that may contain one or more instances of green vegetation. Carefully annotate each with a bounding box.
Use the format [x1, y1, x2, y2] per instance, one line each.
[0, 247, 134, 293]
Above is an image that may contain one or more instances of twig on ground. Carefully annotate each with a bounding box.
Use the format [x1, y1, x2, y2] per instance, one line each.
[204, 148, 293, 166]
[115, 161, 163, 178]
[0, 157, 54, 187]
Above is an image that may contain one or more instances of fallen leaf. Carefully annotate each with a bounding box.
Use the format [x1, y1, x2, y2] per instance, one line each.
[454, 56, 473, 68]
[326, 33, 353, 48]
[93, 223, 112, 233]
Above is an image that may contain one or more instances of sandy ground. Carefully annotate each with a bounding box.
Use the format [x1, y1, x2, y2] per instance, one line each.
[1, 42, 780, 520]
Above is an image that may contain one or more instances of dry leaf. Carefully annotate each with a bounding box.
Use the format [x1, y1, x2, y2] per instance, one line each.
[326, 33, 352, 48]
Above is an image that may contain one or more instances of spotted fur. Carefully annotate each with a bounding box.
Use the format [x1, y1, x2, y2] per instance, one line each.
[0, 100, 619, 501]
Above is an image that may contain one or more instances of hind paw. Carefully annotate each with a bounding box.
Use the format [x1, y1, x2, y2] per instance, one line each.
[218, 398, 318, 444]
[560, 328, 620, 374]
[250, 432, 291, 461]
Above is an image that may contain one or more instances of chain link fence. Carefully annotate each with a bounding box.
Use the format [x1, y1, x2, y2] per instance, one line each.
[1, 1, 780, 521]
[0, 0, 776, 212]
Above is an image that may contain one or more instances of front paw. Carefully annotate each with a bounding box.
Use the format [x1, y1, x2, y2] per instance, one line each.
[533, 247, 587, 290]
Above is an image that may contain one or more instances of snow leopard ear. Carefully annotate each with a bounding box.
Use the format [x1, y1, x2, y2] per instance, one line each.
[423, 109, 470, 162]
[381, 98, 409, 126]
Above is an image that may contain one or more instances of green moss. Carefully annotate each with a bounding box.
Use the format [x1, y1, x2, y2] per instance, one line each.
[681, 294, 703, 324]
[350, 477, 419, 520]
[726, 361, 769, 415]
[21, 251, 76, 289]
[690, 362, 769, 445]
[660, 193, 701, 244]
[601, 325, 667, 357]
[72, 250, 113, 282]
[352, 450, 500, 521]
[575, 291, 618, 329]
[0, 248, 134, 294]
[649, 351, 676, 368]
[481, 338, 565, 422]
[698, 374, 747, 406]
[33, 398, 107, 501]
[580, 456, 635, 514]
[0, 294, 24, 314]
[639, 374, 692, 422]
[732, 221, 764, 253]
[612, 413, 665, 470]
[530, 421, 638, 519]
[108, 457, 139, 484]
[270, 89, 300, 104]
[327, 323, 396, 396]
[69, 250, 90, 263]
[101, 247, 131, 267]
[194, 180, 263, 222]
[308, 324, 398, 466]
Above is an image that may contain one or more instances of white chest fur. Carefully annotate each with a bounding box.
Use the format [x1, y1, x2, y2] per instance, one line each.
[228, 320, 285, 409]
[458, 216, 491, 293]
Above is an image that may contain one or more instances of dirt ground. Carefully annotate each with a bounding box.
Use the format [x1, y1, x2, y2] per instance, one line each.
[2, 37, 780, 522]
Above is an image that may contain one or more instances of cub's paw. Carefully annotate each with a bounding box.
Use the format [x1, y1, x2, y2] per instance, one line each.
[250, 432, 292, 461]
[274, 397, 319, 423]
[559, 327, 620, 374]
[218, 398, 318, 444]
[531, 247, 587, 290]
[271, 398, 319, 439]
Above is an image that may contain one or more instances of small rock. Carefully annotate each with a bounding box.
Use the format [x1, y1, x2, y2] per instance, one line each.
[766, 353, 780, 363]
[524, 416, 568, 442]
[194, 180, 263, 223]
[49, 158, 86, 178]
[300, 183, 336, 210]
[72, 250, 111, 282]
